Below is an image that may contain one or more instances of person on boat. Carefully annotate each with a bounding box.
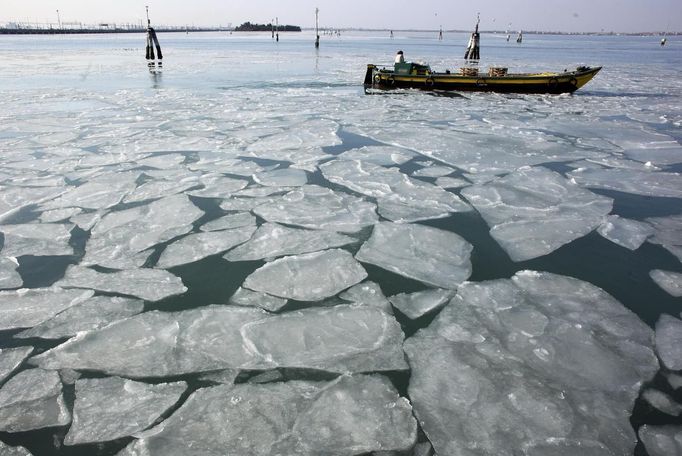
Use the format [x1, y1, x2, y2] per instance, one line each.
[395, 50, 405, 64]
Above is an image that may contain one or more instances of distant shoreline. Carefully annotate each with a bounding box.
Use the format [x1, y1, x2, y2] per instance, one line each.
[0, 27, 678, 36]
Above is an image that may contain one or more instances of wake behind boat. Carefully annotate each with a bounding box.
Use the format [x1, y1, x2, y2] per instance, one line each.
[363, 63, 601, 94]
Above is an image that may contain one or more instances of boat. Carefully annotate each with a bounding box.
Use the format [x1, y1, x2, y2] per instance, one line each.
[363, 63, 601, 94]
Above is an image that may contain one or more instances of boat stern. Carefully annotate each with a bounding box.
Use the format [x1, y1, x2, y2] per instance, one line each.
[364, 64, 376, 88]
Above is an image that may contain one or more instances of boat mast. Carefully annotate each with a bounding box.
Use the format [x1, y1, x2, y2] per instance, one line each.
[464, 13, 480, 62]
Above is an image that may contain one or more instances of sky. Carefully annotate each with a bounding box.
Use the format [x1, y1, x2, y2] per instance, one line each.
[2, 0, 680, 33]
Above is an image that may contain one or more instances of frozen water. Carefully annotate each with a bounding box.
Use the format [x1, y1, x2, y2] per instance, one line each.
[597, 215, 654, 250]
[0, 441, 32, 456]
[15, 296, 144, 340]
[64, 377, 186, 445]
[650, 270, 682, 297]
[235, 186, 290, 197]
[0, 347, 33, 385]
[319, 159, 470, 222]
[57, 266, 187, 302]
[32, 303, 406, 377]
[0, 186, 66, 222]
[337, 146, 415, 166]
[638, 425, 682, 456]
[253, 168, 308, 187]
[355, 222, 472, 289]
[197, 369, 240, 385]
[189, 157, 269, 177]
[119, 375, 416, 456]
[156, 226, 257, 269]
[83, 194, 203, 269]
[186, 174, 249, 199]
[568, 168, 682, 199]
[229, 287, 288, 312]
[0, 368, 70, 432]
[647, 215, 682, 264]
[0, 257, 22, 289]
[641, 388, 682, 416]
[412, 165, 455, 178]
[252, 185, 378, 233]
[434, 176, 471, 189]
[461, 167, 613, 261]
[199, 212, 256, 232]
[404, 271, 658, 456]
[668, 373, 682, 390]
[388, 288, 455, 320]
[1, 223, 74, 257]
[624, 144, 682, 166]
[41, 174, 139, 210]
[655, 314, 682, 371]
[0, 288, 94, 331]
[339, 281, 393, 313]
[39, 207, 82, 223]
[243, 249, 367, 301]
[122, 178, 200, 204]
[225, 223, 357, 262]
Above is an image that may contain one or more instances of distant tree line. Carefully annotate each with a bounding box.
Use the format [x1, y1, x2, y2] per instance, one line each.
[234, 22, 301, 32]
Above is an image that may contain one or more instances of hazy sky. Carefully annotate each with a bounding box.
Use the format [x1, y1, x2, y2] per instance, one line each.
[2, 0, 680, 32]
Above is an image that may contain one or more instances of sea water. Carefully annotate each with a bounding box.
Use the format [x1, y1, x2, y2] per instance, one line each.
[0, 30, 680, 455]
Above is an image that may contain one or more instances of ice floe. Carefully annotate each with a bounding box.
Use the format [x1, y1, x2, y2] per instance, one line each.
[0, 186, 66, 222]
[229, 287, 288, 312]
[186, 174, 249, 199]
[0, 288, 94, 331]
[199, 212, 256, 232]
[253, 168, 308, 187]
[224, 223, 357, 262]
[412, 165, 455, 178]
[461, 167, 613, 261]
[31, 304, 407, 377]
[642, 388, 682, 416]
[15, 296, 144, 340]
[647, 215, 682, 264]
[597, 215, 654, 250]
[83, 194, 203, 269]
[336, 146, 415, 166]
[355, 222, 472, 289]
[0, 441, 32, 456]
[388, 288, 455, 320]
[638, 425, 682, 456]
[320, 159, 470, 222]
[404, 271, 658, 456]
[0, 223, 74, 257]
[0, 257, 22, 289]
[435, 176, 471, 189]
[242, 249, 367, 301]
[57, 266, 186, 302]
[339, 281, 392, 313]
[41, 174, 138, 211]
[118, 375, 416, 456]
[568, 168, 682, 199]
[655, 314, 682, 371]
[156, 226, 256, 269]
[650, 270, 682, 297]
[252, 185, 378, 233]
[0, 368, 70, 432]
[0, 347, 33, 385]
[64, 377, 186, 445]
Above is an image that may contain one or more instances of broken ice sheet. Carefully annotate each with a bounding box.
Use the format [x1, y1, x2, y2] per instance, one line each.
[39, 207, 82, 223]
[252, 168, 308, 187]
[461, 167, 613, 262]
[0, 257, 22, 289]
[229, 287, 288, 312]
[252, 185, 378, 233]
[404, 271, 658, 456]
[83, 194, 203, 269]
[122, 178, 200, 204]
[243, 249, 367, 301]
[641, 388, 682, 416]
[0, 186, 66, 222]
[1, 223, 74, 257]
[412, 165, 455, 178]
[186, 173, 249, 199]
[355, 222, 472, 289]
[0, 368, 70, 432]
[41, 173, 139, 211]
[388, 288, 455, 320]
[597, 215, 654, 250]
[624, 143, 682, 166]
[339, 281, 392, 313]
[435, 176, 471, 189]
[319, 159, 471, 222]
[655, 314, 682, 371]
[15, 296, 144, 340]
[119, 375, 416, 456]
[568, 167, 682, 198]
[32, 303, 407, 377]
[225, 223, 357, 262]
[57, 266, 186, 302]
[0, 347, 33, 385]
[199, 212, 256, 232]
[64, 377, 186, 445]
[156, 226, 256, 269]
[0, 287, 94, 331]
[0, 441, 32, 456]
[337, 146, 415, 166]
[638, 425, 682, 456]
[647, 215, 682, 264]
[650, 270, 682, 297]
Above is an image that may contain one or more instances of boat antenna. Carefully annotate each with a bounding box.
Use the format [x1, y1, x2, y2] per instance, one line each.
[464, 13, 480, 62]
[145, 6, 163, 63]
